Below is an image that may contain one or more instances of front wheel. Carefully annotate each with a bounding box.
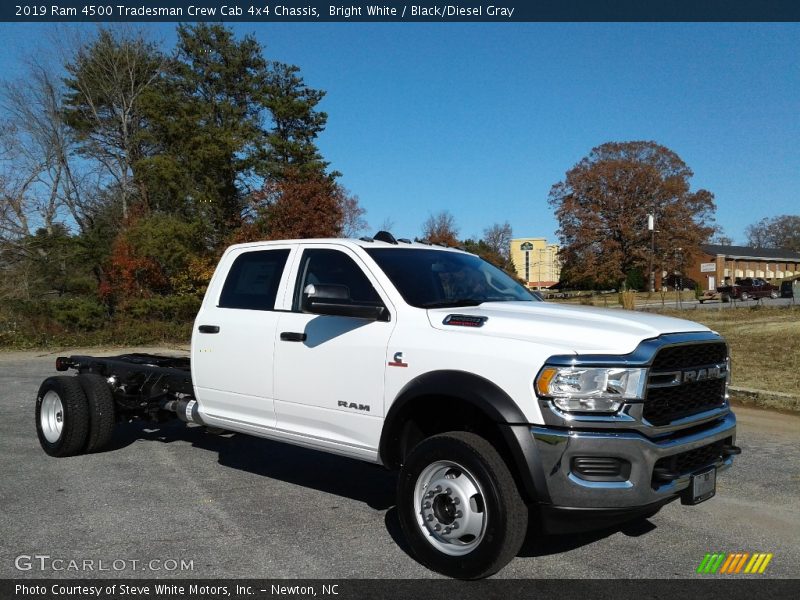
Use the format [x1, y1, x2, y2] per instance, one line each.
[739, 291, 750, 301]
[769, 291, 778, 299]
[397, 432, 528, 579]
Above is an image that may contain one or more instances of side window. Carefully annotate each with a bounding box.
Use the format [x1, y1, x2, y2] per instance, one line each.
[219, 249, 290, 310]
[294, 249, 383, 310]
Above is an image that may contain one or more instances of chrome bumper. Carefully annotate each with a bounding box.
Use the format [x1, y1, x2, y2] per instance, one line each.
[531, 412, 737, 509]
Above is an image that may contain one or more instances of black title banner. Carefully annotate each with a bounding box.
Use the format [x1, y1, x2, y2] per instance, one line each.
[4, 1, 800, 22]
[4, 579, 800, 600]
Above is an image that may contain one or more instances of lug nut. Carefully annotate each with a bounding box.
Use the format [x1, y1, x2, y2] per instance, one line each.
[423, 502, 431, 509]
[445, 487, 452, 495]
[434, 524, 441, 531]
[434, 485, 442, 493]
[443, 527, 451, 534]
[455, 510, 463, 518]
[427, 491, 435, 498]
[452, 522, 459, 530]
[426, 514, 434, 522]
[453, 497, 460, 505]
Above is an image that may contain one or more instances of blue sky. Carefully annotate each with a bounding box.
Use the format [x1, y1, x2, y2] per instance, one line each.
[1, 23, 797, 244]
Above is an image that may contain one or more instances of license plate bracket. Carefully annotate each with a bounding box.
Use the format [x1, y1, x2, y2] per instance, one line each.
[682, 466, 716, 505]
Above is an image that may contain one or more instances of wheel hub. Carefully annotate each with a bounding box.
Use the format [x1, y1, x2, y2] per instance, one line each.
[414, 461, 487, 556]
[40, 390, 64, 444]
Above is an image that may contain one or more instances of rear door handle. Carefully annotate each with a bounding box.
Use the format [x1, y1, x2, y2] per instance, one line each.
[198, 325, 220, 334]
[280, 331, 307, 342]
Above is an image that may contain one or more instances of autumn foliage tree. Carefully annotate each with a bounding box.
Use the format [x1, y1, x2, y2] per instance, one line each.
[745, 215, 800, 252]
[421, 211, 460, 246]
[549, 141, 716, 288]
[236, 171, 358, 243]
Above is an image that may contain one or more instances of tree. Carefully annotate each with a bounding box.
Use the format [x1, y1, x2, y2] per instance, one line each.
[263, 62, 330, 180]
[548, 141, 716, 288]
[339, 191, 368, 238]
[63, 28, 164, 219]
[482, 222, 513, 260]
[140, 24, 274, 235]
[238, 171, 347, 242]
[421, 211, 459, 246]
[710, 232, 734, 246]
[745, 215, 800, 252]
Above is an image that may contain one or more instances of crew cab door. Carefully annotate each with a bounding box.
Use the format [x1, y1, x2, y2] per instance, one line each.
[191, 245, 295, 428]
[273, 245, 395, 453]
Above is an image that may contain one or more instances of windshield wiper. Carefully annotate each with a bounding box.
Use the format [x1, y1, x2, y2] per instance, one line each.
[420, 298, 483, 309]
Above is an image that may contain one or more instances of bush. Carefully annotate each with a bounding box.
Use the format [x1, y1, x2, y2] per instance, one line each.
[117, 295, 202, 322]
[50, 298, 108, 331]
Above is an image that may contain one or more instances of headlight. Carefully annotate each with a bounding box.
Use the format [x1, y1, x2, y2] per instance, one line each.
[535, 366, 647, 413]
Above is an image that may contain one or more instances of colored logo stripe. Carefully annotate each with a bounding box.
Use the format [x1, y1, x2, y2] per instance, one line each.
[697, 552, 773, 574]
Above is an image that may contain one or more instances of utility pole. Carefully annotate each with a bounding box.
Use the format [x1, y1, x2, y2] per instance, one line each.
[648, 214, 656, 293]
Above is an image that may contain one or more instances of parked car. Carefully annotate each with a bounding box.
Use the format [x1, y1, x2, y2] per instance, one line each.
[717, 277, 779, 301]
[781, 280, 795, 298]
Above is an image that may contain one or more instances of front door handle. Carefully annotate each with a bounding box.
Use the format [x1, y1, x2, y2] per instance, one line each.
[280, 331, 307, 342]
[198, 325, 220, 334]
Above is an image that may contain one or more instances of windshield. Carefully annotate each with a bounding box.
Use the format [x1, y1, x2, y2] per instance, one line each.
[365, 248, 540, 308]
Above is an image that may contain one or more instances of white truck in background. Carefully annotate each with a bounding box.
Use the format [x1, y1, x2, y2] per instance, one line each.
[36, 231, 739, 578]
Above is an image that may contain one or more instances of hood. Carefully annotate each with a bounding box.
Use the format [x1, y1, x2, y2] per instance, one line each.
[426, 301, 710, 356]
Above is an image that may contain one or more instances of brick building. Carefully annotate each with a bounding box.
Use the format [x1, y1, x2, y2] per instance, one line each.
[685, 244, 800, 292]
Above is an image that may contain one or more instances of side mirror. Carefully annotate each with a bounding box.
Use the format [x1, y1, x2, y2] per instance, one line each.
[302, 284, 387, 320]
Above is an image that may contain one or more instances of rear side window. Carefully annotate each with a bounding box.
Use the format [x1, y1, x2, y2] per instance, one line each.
[219, 249, 290, 310]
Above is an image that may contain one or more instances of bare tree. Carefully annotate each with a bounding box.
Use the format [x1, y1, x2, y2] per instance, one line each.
[483, 221, 513, 260]
[746, 215, 800, 252]
[422, 211, 459, 246]
[339, 190, 368, 238]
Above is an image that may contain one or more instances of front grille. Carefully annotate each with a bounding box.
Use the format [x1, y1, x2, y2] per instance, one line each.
[650, 342, 727, 371]
[651, 438, 730, 487]
[644, 342, 728, 426]
[644, 379, 726, 425]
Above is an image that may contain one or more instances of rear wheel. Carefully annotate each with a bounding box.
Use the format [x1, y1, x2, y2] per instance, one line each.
[397, 432, 528, 579]
[78, 374, 116, 453]
[35, 376, 90, 457]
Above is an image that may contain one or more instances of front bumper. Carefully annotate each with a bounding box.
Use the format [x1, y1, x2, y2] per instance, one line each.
[531, 411, 737, 510]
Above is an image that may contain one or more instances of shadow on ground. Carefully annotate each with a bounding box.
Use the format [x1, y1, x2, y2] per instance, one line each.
[107, 420, 660, 562]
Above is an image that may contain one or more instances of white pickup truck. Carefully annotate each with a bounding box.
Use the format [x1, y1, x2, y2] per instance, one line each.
[35, 232, 739, 578]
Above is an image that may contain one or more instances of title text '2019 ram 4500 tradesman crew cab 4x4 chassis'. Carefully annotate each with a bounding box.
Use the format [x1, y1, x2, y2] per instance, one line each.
[35, 232, 740, 579]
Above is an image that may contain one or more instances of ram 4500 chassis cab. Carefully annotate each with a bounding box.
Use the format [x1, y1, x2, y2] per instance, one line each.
[36, 233, 739, 578]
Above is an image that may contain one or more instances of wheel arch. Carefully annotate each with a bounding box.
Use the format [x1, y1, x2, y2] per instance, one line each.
[379, 370, 549, 504]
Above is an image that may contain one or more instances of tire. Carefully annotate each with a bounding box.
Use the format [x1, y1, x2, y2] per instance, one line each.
[78, 374, 116, 453]
[397, 432, 528, 579]
[35, 376, 90, 457]
[740, 292, 750, 301]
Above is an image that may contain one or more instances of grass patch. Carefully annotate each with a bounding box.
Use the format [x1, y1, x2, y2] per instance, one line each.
[655, 306, 800, 402]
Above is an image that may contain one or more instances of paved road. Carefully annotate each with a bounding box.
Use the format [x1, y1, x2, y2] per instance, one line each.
[1, 348, 798, 579]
